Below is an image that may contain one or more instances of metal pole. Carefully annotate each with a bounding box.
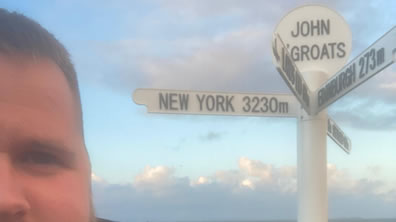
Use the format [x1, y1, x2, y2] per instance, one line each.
[297, 71, 329, 222]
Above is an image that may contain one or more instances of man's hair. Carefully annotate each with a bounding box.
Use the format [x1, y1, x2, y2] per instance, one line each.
[0, 8, 83, 130]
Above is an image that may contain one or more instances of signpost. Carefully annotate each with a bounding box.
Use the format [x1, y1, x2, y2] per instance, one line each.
[132, 4, 395, 222]
[133, 88, 299, 117]
[273, 6, 353, 222]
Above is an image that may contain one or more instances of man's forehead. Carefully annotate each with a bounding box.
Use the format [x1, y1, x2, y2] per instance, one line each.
[0, 55, 83, 148]
[0, 54, 68, 90]
[0, 55, 75, 113]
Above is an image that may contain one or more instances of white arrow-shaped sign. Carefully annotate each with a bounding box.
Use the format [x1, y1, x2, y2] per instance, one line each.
[327, 117, 351, 154]
[134, 89, 351, 154]
[133, 88, 299, 118]
[314, 26, 396, 114]
[272, 33, 314, 115]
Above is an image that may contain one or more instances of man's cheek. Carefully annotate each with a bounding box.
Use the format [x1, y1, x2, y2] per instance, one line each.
[27, 173, 91, 222]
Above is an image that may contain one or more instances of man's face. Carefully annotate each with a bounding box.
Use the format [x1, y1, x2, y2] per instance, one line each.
[0, 55, 92, 222]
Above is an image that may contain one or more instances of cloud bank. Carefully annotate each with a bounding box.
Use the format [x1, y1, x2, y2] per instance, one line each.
[92, 157, 396, 222]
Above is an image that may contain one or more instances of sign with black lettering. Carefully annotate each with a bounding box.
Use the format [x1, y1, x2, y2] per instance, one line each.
[327, 117, 351, 154]
[272, 34, 313, 115]
[133, 88, 299, 117]
[314, 26, 396, 114]
[273, 5, 352, 75]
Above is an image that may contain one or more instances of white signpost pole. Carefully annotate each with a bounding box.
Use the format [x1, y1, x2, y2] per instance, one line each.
[297, 71, 329, 222]
[274, 36, 330, 222]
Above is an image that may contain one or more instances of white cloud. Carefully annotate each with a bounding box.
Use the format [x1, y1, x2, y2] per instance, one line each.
[240, 178, 255, 190]
[91, 173, 106, 184]
[132, 165, 191, 197]
[329, 95, 396, 130]
[366, 165, 382, 177]
[191, 176, 212, 186]
[213, 169, 243, 187]
[239, 156, 272, 182]
[133, 165, 175, 189]
[380, 82, 396, 89]
[140, 25, 276, 92]
[327, 164, 355, 190]
[275, 166, 297, 193]
[385, 189, 396, 202]
[92, 22, 288, 95]
[197, 176, 210, 184]
[131, 158, 393, 196]
[327, 164, 396, 201]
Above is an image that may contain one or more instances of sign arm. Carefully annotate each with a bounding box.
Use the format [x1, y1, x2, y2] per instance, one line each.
[327, 116, 351, 154]
[313, 26, 396, 114]
[272, 33, 315, 115]
[133, 88, 300, 118]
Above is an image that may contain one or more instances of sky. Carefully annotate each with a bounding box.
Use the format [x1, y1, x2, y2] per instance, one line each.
[2, 0, 396, 221]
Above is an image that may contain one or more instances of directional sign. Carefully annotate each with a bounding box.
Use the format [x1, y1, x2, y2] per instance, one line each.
[314, 26, 396, 114]
[273, 5, 352, 75]
[133, 88, 299, 117]
[327, 117, 351, 154]
[272, 33, 313, 115]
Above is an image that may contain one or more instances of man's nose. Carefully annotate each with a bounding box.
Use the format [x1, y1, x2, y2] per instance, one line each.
[0, 155, 30, 217]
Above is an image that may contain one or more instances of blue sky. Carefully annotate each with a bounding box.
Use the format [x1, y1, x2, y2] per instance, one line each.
[3, 0, 396, 221]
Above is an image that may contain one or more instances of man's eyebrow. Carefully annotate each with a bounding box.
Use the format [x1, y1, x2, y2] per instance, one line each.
[18, 138, 77, 162]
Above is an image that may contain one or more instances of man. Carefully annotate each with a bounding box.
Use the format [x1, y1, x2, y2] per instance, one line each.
[0, 8, 100, 222]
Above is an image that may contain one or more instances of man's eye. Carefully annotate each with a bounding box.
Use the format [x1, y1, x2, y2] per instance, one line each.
[21, 151, 60, 165]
